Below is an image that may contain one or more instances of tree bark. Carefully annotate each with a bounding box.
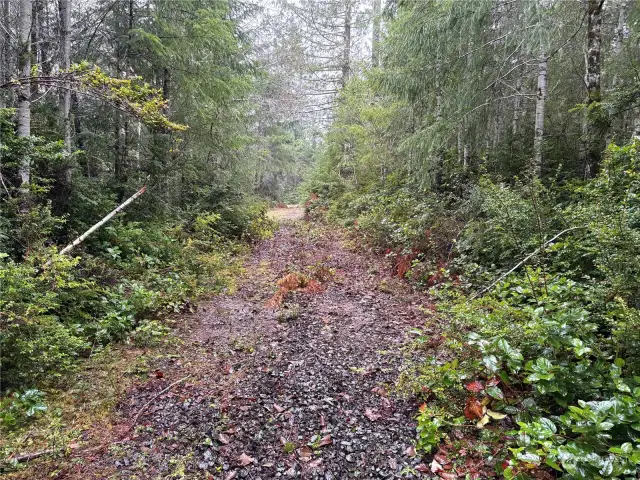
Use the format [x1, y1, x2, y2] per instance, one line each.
[59, 0, 72, 155]
[17, 0, 33, 185]
[612, 0, 627, 56]
[371, 0, 381, 67]
[532, 51, 547, 177]
[0, 0, 9, 108]
[340, 0, 352, 88]
[582, 0, 604, 178]
[512, 74, 522, 136]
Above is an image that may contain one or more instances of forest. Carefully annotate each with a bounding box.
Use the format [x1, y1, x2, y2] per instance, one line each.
[1, 0, 640, 479]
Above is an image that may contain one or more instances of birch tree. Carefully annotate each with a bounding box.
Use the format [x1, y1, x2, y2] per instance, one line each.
[17, 0, 32, 186]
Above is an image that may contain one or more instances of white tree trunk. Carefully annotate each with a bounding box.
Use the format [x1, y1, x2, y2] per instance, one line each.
[512, 75, 522, 136]
[59, 0, 72, 154]
[532, 52, 547, 177]
[612, 0, 627, 55]
[371, 0, 381, 67]
[632, 111, 640, 143]
[17, 0, 33, 186]
[0, 0, 9, 108]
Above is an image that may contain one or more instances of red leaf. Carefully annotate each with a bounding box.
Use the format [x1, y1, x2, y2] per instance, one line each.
[434, 453, 449, 465]
[318, 435, 332, 447]
[154, 369, 164, 379]
[464, 380, 484, 393]
[415, 463, 430, 473]
[438, 473, 457, 479]
[273, 403, 285, 413]
[464, 397, 484, 420]
[486, 377, 500, 387]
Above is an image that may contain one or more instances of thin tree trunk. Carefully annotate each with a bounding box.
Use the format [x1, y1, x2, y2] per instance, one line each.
[434, 60, 443, 188]
[59, 0, 72, 155]
[340, 0, 352, 88]
[532, 52, 547, 177]
[55, 181, 147, 259]
[17, 0, 33, 185]
[463, 143, 470, 170]
[0, 0, 9, 108]
[371, 0, 381, 67]
[512, 75, 522, 136]
[582, 0, 604, 178]
[612, 0, 627, 55]
[632, 112, 640, 143]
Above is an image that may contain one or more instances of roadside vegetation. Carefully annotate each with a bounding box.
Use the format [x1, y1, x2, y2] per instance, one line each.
[304, 1, 640, 478]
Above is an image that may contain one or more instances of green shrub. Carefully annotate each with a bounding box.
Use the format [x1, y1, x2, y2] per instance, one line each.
[0, 389, 47, 430]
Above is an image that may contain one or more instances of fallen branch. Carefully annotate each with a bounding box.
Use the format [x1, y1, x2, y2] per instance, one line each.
[469, 226, 587, 300]
[129, 375, 191, 430]
[45, 179, 148, 267]
[8, 448, 58, 464]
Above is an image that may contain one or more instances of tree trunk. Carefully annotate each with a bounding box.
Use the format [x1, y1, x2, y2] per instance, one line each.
[340, 0, 352, 88]
[0, 0, 9, 108]
[17, 0, 33, 185]
[532, 52, 547, 177]
[612, 0, 627, 56]
[434, 60, 443, 189]
[512, 74, 522, 136]
[59, 0, 72, 155]
[582, 0, 604, 178]
[371, 0, 381, 67]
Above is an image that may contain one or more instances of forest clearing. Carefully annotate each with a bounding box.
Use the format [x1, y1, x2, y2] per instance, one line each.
[2, 0, 640, 479]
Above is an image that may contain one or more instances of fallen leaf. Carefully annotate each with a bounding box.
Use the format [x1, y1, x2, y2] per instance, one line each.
[218, 433, 230, 445]
[389, 458, 398, 470]
[476, 414, 491, 429]
[273, 403, 285, 413]
[434, 453, 449, 465]
[438, 472, 458, 479]
[404, 445, 416, 457]
[298, 445, 313, 459]
[364, 408, 381, 421]
[318, 435, 332, 447]
[464, 380, 484, 393]
[237, 453, 255, 466]
[224, 472, 237, 480]
[487, 409, 507, 420]
[416, 463, 430, 473]
[154, 369, 164, 379]
[320, 415, 326, 428]
[431, 459, 443, 473]
[371, 386, 388, 397]
[308, 458, 323, 468]
[464, 397, 484, 420]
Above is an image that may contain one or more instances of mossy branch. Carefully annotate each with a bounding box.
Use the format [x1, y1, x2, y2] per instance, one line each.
[1, 62, 187, 132]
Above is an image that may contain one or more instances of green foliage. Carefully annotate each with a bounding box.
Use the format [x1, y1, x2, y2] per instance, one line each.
[0, 205, 271, 390]
[69, 62, 187, 131]
[415, 404, 445, 453]
[0, 390, 47, 430]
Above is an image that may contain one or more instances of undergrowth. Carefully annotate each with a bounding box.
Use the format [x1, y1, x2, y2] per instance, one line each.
[309, 141, 640, 479]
